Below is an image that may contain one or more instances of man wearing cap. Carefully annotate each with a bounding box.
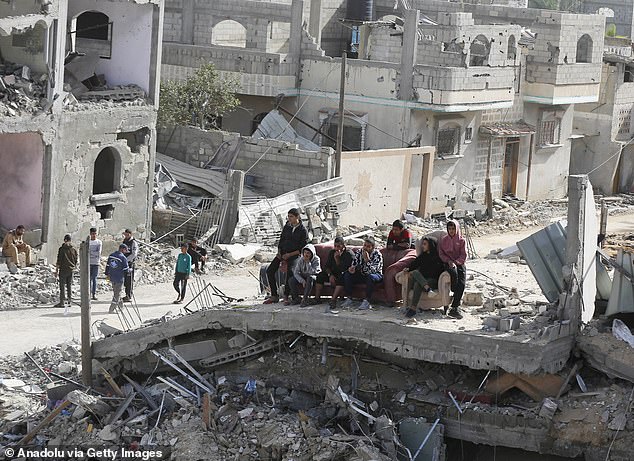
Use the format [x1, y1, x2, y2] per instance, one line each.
[54, 234, 78, 308]
[105, 244, 129, 314]
[121, 229, 139, 302]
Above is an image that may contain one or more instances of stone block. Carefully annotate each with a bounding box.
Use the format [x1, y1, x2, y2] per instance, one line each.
[462, 290, 483, 306]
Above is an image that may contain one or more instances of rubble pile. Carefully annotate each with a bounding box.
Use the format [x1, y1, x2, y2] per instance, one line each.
[3, 335, 634, 460]
[0, 63, 48, 116]
[64, 85, 148, 112]
[0, 264, 63, 311]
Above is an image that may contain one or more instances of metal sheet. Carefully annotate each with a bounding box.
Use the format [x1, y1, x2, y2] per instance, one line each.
[519, 220, 614, 305]
[596, 254, 613, 301]
[606, 250, 634, 316]
[517, 221, 567, 303]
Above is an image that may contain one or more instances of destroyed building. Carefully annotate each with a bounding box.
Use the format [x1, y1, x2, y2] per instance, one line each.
[0, 0, 164, 262]
[159, 0, 604, 217]
[572, 36, 634, 195]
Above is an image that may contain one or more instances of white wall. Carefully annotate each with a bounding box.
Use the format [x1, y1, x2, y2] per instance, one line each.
[68, 0, 154, 92]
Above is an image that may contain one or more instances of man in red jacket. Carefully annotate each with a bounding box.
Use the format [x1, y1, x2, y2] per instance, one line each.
[439, 219, 467, 319]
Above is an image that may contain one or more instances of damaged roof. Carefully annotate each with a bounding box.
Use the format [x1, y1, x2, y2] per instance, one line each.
[480, 122, 535, 137]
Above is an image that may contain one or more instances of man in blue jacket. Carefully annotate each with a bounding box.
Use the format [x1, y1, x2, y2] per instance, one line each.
[105, 244, 129, 314]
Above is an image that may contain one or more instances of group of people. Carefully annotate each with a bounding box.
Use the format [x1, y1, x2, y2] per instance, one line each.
[51, 228, 139, 312]
[262, 210, 467, 319]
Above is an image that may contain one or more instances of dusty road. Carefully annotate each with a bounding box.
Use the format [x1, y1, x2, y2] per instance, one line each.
[0, 210, 632, 355]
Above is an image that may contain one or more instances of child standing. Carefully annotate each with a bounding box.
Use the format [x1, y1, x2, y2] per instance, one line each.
[173, 243, 192, 304]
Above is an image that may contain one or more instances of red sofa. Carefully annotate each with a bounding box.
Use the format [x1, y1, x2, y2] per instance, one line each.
[311, 242, 417, 303]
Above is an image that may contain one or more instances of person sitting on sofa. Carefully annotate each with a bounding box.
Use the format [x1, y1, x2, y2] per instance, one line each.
[383, 219, 416, 307]
[289, 244, 321, 307]
[439, 219, 467, 320]
[334, 237, 383, 311]
[264, 208, 309, 305]
[386, 219, 414, 250]
[402, 236, 444, 318]
[314, 236, 354, 310]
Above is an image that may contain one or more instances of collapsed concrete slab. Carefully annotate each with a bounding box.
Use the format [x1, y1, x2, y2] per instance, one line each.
[92, 304, 574, 375]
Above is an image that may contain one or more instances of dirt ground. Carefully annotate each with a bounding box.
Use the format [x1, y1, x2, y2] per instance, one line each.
[0, 211, 632, 356]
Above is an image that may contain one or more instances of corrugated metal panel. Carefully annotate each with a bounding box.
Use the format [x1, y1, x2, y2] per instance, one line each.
[606, 250, 634, 316]
[517, 221, 567, 303]
[518, 221, 613, 304]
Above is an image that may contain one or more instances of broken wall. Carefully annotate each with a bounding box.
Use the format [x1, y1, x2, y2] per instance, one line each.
[44, 107, 156, 261]
[67, 0, 155, 93]
[0, 23, 48, 73]
[340, 146, 434, 225]
[0, 132, 44, 230]
[157, 124, 334, 197]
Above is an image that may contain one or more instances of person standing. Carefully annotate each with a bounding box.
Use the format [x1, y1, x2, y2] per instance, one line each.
[122, 229, 139, 302]
[2, 225, 32, 270]
[89, 228, 102, 301]
[439, 220, 467, 320]
[314, 236, 354, 311]
[105, 244, 129, 314]
[173, 243, 192, 304]
[54, 234, 78, 308]
[264, 208, 309, 305]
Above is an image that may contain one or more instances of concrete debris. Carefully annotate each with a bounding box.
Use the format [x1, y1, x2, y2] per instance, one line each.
[213, 243, 260, 264]
[4, 335, 634, 460]
[0, 62, 47, 116]
[0, 242, 180, 310]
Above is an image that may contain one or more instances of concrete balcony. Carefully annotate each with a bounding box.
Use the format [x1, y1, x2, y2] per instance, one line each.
[412, 65, 516, 111]
[524, 62, 602, 105]
[161, 43, 297, 97]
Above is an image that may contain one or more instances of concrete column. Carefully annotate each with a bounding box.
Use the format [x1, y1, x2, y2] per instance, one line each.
[309, 0, 322, 45]
[399, 9, 419, 101]
[246, 18, 268, 51]
[182, 0, 194, 45]
[289, 0, 304, 57]
[220, 170, 245, 243]
[564, 174, 597, 324]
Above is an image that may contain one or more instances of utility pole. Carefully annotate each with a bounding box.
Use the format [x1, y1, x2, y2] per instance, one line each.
[335, 51, 347, 177]
[80, 237, 92, 386]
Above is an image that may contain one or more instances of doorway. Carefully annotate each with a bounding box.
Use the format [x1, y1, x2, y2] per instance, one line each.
[503, 137, 520, 195]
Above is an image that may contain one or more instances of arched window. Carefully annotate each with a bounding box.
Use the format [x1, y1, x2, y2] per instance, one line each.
[507, 35, 517, 61]
[251, 112, 269, 134]
[469, 35, 490, 67]
[74, 11, 112, 58]
[576, 34, 593, 63]
[93, 147, 120, 195]
[212, 20, 247, 48]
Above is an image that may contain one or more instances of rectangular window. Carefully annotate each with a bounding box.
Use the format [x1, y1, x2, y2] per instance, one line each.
[436, 127, 460, 157]
[319, 113, 366, 151]
[539, 110, 563, 146]
[464, 127, 473, 143]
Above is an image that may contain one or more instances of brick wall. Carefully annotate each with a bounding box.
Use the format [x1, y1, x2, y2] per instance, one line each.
[157, 125, 334, 197]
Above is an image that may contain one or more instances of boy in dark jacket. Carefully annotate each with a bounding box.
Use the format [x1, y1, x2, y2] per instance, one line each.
[54, 234, 78, 307]
[314, 236, 354, 309]
[105, 244, 129, 314]
[402, 236, 444, 318]
[264, 208, 309, 305]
